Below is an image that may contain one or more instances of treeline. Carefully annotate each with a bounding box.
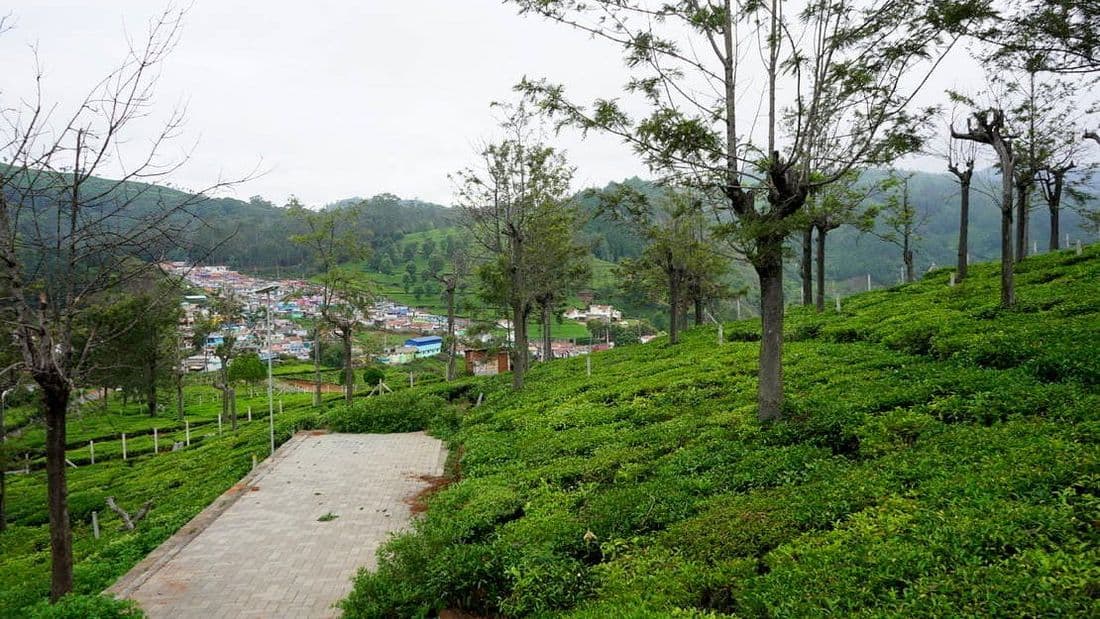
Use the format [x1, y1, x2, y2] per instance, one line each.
[0, 172, 457, 274]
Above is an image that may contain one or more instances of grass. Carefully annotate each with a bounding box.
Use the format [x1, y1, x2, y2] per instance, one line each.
[337, 245, 1100, 617]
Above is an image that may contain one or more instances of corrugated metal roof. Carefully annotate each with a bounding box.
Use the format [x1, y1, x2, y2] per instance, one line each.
[406, 336, 443, 345]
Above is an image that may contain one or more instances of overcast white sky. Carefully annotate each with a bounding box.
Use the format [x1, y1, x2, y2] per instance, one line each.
[1, 1, 1008, 207]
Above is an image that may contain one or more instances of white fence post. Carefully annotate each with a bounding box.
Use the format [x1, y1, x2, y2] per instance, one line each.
[89, 440, 95, 465]
[153, 428, 159, 454]
[122, 434, 127, 461]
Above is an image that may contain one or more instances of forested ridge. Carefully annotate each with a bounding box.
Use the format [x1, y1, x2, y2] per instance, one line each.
[7, 168, 1092, 288]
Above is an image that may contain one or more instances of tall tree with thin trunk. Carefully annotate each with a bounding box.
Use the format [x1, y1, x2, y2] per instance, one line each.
[953, 109, 1017, 306]
[946, 134, 977, 280]
[426, 250, 469, 381]
[878, 173, 925, 283]
[0, 8, 247, 600]
[800, 225, 814, 306]
[598, 185, 725, 345]
[290, 204, 372, 404]
[530, 207, 591, 361]
[455, 103, 574, 390]
[513, 0, 952, 420]
[209, 292, 243, 430]
[807, 173, 878, 311]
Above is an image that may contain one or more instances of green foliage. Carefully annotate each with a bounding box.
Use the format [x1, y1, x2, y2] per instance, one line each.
[361, 366, 386, 387]
[340, 247, 1100, 617]
[325, 392, 456, 435]
[227, 352, 265, 386]
[26, 594, 143, 619]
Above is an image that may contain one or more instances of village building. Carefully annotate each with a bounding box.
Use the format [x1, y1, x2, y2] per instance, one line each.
[464, 349, 511, 376]
[405, 336, 443, 358]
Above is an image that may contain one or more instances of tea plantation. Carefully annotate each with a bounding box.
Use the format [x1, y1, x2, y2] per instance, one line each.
[339, 247, 1099, 617]
[0, 387, 328, 618]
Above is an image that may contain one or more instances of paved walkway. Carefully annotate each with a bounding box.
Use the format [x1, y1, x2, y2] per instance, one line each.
[108, 432, 447, 618]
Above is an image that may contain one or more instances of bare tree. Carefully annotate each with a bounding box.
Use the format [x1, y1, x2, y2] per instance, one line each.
[0, 8, 249, 599]
[953, 109, 1017, 306]
[946, 133, 978, 280]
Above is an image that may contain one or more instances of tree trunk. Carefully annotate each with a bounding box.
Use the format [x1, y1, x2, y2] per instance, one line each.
[313, 325, 322, 407]
[998, 157, 1016, 307]
[146, 358, 157, 418]
[801, 225, 813, 306]
[446, 288, 457, 381]
[343, 329, 354, 404]
[755, 241, 785, 422]
[668, 273, 681, 345]
[814, 225, 826, 312]
[957, 177, 970, 281]
[229, 386, 237, 431]
[1048, 179, 1062, 250]
[219, 368, 229, 423]
[511, 304, 528, 390]
[694, 297, 704, 327]
[0, 449, 5, 533]
[541, 303, 553, 361]
[174, 343, 184, 422]
[43, 382, 74, 601]
[1015, 181, 1030, 261]
[1, 397, 6, 533]
[903, 248, 915, 283]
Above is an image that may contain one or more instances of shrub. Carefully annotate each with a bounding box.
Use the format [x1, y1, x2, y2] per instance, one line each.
[27, 594, 143, 619]
[325, 392, 450, 434]
[855, 409, 940, 458]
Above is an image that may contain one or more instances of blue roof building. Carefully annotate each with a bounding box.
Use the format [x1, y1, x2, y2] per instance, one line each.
[405, 336, 443, 358]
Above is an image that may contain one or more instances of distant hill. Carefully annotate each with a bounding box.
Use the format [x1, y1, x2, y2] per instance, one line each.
[0, 169, 455, 275]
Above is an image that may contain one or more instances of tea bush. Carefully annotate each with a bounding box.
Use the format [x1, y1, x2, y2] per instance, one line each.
[341, 247, 1098, 617]
[325, 391, 455, 434]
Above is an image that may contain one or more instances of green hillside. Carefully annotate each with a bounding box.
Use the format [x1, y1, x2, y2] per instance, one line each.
[338, 246, 1100, 617]
[358, 226, 615, 339]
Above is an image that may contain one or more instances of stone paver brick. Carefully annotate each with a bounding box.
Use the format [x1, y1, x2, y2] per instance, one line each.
[116, 432, 445, 618]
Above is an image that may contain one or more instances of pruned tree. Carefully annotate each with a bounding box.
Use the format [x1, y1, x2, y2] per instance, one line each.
[952, 108, 1017, 306]
[454, 103, 574, 390]
[512, 0, 950, 419]
[0, 7, 248, 600]
[945, 130, 978, 280]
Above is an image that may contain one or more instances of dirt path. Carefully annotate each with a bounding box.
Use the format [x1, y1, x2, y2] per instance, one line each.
[107, 431, 447, 618]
